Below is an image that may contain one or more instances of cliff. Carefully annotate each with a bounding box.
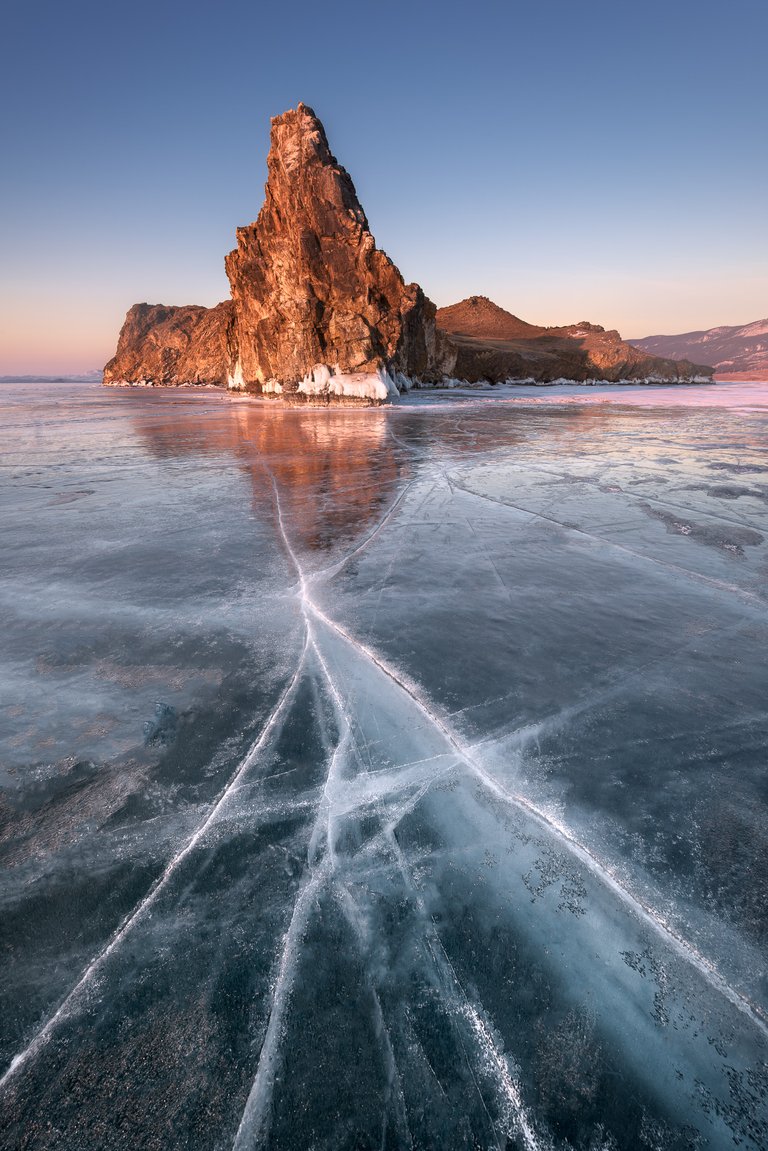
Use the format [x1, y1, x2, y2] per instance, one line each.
[436, 296, 713, 383]
[104, 302, 234, 388]
[630, 319, 768, 381]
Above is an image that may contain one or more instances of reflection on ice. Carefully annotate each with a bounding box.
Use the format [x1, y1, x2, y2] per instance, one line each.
[134, 401, 407, 554]
[1, 381, 767, 1149]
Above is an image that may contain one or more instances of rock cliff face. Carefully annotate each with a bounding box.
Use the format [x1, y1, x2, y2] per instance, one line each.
[225, 104, 448, 397]
[436, 296, 713, 383]
[104, 302, 234, 387]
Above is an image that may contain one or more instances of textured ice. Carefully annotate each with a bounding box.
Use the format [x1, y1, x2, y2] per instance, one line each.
[1, 379, 767, 1150]
[298, 364, 399, 401]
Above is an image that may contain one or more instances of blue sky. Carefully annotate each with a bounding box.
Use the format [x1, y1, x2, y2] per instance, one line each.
[1, 0, 766, 372]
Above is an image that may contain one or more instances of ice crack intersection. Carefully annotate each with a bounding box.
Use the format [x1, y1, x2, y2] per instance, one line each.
[233, 470, 544, 1151]
[231, 474, 356, 1149]
[267, 460, 768, 1045]
[309, 595, 768, 1041]
[236, 464, 768, 1149]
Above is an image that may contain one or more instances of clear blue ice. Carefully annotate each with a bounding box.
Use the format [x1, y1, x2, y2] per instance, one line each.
[1, 380, 767, 1150]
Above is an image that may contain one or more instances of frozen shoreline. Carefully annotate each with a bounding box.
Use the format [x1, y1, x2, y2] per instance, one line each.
[102, 371, 720, 404]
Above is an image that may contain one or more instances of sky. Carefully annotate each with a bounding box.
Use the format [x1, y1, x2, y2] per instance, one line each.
[1, 0, 766, 374]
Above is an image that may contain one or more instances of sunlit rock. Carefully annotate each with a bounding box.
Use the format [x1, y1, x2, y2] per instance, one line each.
[225, 104, 451, 399]
[104, 104, 452, 402]
[436, 295, 714, 383]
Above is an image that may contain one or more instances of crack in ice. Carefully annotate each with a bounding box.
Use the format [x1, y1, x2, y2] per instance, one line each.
[451, 474, 766, 611]
[233, 470, 357, 1149]
[304, 599, 768, 1042]
[0, 635, 309, 1091]
[233, 466, 545, 1149]
[235, 458, 768, 1149]
[8, 439, 765, 1151]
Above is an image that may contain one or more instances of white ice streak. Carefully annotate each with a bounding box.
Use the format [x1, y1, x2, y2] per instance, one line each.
[376, 819, 543, 1151]
[314, 641, 543, 1145]
[307, 479, 416, 586]
[247, 459, 768, 1149]
[460, 1004, 542, 1151]
[334, 885, 413, 1149]
[232, 861, 331, 1151]
[233, 470, 357, 1149]
[0, 635, 310, 1091]
[234, 469, 544, 1149]
[452, 473, 767, 611]
[305, 600, 768, 1041]
[379, 798, 543, 1149]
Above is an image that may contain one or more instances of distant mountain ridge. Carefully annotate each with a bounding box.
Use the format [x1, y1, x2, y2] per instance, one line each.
[435, 296, 712, 383]
[630, 319, 768, 381]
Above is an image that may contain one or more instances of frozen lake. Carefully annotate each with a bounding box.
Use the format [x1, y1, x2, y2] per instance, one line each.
[1, 379, 767, 1150]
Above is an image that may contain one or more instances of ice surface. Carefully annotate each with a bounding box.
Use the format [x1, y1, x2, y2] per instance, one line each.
[1, 379, 768, 1149]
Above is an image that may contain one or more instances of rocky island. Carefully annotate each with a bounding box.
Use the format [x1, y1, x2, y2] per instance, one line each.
[104, 104, 713, 400]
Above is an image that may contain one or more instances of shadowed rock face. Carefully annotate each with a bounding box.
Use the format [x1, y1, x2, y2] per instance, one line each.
[225, 103, 447, 392]
[436, 296, 714, 383]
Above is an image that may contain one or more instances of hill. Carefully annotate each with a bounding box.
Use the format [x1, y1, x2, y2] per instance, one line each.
[630, 320, 768, 381]
[436, 298, 712, 383]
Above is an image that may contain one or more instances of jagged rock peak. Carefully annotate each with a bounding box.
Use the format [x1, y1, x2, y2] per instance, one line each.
[264, 103, 369, 229]
[224, 103, 449, 397]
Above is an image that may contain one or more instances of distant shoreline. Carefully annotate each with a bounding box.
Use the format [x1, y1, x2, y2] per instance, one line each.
[0, 374, 103, 383]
